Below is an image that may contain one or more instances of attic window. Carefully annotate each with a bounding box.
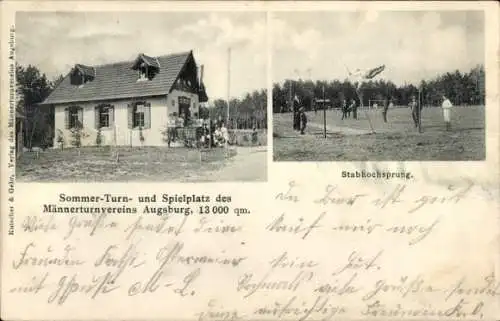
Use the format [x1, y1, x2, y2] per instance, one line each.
[132, 54, 160, 81]
[138, 62, 156, 81]
[70, 64, 95, 86]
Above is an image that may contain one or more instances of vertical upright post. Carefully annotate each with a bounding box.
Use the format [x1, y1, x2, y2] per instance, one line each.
[323, 84, 327, 138]
[227, 47, 231, 128]
[418, 87, 422, 133]
[289, 80, 292, 112]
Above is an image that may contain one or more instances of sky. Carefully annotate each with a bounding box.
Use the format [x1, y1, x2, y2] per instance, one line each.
[15, 11, 267, 101]
[272, 10, 484, 86]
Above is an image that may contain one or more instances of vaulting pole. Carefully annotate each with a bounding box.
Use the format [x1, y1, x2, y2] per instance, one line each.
[356, 85, 375, 133]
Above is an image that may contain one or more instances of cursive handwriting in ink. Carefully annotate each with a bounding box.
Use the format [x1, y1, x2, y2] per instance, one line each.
[269, 251, 318, 269]
[275, 181, 299, 203]
[331, 219, 383, 235]
[314, 185, 367, 206]
[12, 243, 85, 270]
[237, 270, 314, 299]
[47, 272, 119, 305]
[64, 213, 118, 240]
[445, 273, 500, 301]
[94, 242, 145, 282]
[174, 268, 200, 296]
[9, 272, 49, 294]
[196, 299, 243, 321]
[21, 215, 57, 233]
[331, 250, 383, 276]
[193, 217, 243, 234]
[253, 296, 347, 321]
[123, 215, 186, 241]
[386, 217, 441, 245]
[372, 184, 406, 209]
[237, 252, 316, 298]
[408, 182, 474, 213]
[362, 274, 439, 301]
[266, 212, 325, 240]
[314, 272, 361, 296]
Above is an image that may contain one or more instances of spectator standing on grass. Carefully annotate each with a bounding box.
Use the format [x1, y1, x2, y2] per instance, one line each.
[350, 99, 358, 120]
[341, 99, 348, 120]
[299, 107, 307, 135]
[409, 95, 421, 128]
[442, 95, 453, 131]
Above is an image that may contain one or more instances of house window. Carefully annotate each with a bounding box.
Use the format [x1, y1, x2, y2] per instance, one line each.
[134, 103, 145, 128]
[137, 64, 158, 81]
[69, 107, 81, 129]
[99, 106, 110, 128]
[138, 66, 148, 81]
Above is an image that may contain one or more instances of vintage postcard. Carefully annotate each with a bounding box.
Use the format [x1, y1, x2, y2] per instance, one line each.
[1, 1, 499, 321]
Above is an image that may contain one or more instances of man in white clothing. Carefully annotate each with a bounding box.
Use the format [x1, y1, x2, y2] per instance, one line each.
[441, 95, 453, 131]
[220, 122, 229, 146]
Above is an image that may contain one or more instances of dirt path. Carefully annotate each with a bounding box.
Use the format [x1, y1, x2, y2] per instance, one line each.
[187, 146, 267, 182]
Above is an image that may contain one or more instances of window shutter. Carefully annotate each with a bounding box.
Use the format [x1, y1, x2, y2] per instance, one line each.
[109, 106, 115, 128]
[95, 106, 100, 129]
[128, 103, 133, 129]
[64, 107, 70, 129]
[144, 102, 151, 129]
[78, 107, 84, 128]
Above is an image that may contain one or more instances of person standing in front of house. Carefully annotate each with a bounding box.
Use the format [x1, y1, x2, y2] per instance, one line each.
[441, 95, 453, 131]
[220, 121, 229, 146]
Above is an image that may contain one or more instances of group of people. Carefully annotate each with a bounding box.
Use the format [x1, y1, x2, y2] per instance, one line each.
[340, 99, 359, 120]
[407, 94, 453, 131]
[200, 120, 229, 148]
[339, 94, 453, 131]
[290, 93, 454, 136]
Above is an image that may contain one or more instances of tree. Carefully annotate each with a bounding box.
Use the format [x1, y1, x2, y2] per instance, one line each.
[16, 64, 62, 150]
[272, 65, 485, 111]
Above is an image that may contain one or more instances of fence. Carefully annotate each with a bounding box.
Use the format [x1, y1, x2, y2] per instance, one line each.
[208, 114, 267, 130]
[168, 126, 267, 148]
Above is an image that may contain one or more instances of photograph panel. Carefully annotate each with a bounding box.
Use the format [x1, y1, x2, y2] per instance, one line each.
[272, 10, 485, 161]
[15, 11, 268, 182]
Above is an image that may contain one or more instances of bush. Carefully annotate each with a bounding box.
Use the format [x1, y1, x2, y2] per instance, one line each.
[70, 120, 84, 148]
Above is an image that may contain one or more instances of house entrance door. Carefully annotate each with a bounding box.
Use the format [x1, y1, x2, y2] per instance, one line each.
[178, 96, 191, 126]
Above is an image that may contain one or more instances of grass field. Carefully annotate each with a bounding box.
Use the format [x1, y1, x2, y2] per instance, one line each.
[273, 106, 485, 161]
[16, 146, 267, 182]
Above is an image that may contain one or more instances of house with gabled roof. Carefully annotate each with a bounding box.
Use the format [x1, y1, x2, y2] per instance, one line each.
[40, 50, 208, 147]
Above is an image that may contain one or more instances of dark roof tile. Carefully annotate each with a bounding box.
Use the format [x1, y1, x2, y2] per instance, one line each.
[41, 51, 192, 105]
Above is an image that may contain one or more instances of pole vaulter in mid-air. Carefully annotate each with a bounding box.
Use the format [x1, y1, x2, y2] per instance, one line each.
[345, 64, 386, 133]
